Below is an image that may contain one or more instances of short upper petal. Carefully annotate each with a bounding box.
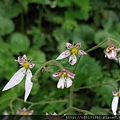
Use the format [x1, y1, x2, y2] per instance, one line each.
[57, 78, 65, 89]
[65, 77, 73, 88]
[75, 43, 81, 48]
[78, 50, 87, 56]
[112, 96, 119, 115]
[66, 43, 73, 49]
[69, 54, 77, 65]
[56, 50, 71, 60]
[24, 69, 33, 102]
[2, 67, 26, 91]
[53, 72, 61, 78]
[29, 62, 35, 69]
[68, 72, 75, 79]
[112, 91, 118, 96]
[22, 55, 27, 61]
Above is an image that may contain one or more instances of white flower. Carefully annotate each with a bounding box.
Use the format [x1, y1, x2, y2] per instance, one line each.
[53, 69, 75, 89]
[46, 112, 64, 120]
[2, 55, 35, 102]
[56, 43, 87, 65]
[112, 90, 120, 115]
[17, 107, 34, 115]
[17, 107, 33, 120]
[105, 44, 117, 60]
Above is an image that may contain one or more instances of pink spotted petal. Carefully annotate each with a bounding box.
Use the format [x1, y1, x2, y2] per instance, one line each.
[61, 69, 67, 74]
[29, 63, 35, 68]
[68, 72, 75, 79]
[78, 50, 87, 56]
[56, 50, 71, 60]
[28, 110, 34, 115]
[75, 43, 81, 48]
[53, 72, 61, 78]
[112, 91, 118, 96]
[66, 43, 73, 49]
[69, 54, 77, 65]
[16, 55, 27, 64]
[22, 55, 27, 61]
[22, 107, 27, 112]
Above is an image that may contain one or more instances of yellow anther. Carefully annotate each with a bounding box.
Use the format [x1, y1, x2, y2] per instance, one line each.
[53, 118, 58, 120]
[71, 48, 78, 54]
[22, 62, 29, 69]
[23, 112, 28, 116]
[118, 92, 120, 97]
[61, 73, 68, 78]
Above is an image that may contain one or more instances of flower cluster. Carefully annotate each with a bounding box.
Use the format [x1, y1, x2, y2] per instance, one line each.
[2, 42, 86, 103]
[105, 44, 120, 115]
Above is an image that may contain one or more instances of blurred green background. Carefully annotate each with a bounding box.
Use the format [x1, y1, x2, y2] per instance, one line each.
[0, 0, 120, 115]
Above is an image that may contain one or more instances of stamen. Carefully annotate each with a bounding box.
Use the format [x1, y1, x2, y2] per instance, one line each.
[71, 48, 78, 54]
[22, 62, 29, 69]
[118, 92, 120, 97]
[23, 112, 28, 116]
[61, 73, 68, 78]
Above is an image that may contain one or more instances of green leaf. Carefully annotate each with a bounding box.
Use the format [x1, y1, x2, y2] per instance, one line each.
[74, 56, 102, 89]
[9, 33, 30, 54]
[56, 0, 72, 7]
[94, 30, 112, 48]
[0, 38, 9, 52]
[0, 16, 14, 36]
[0, 2, 22, 18]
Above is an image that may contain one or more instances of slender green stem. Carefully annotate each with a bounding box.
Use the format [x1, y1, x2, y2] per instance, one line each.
[32, 60, 64, 83]
[58, 107, 72, 115]
[86, 39, 107, 53]
[75, 78, 120, 91]
[69, 83, 74, 107]
[69, 56, 81, 108]
[71, 107, 94, 115]
[110, 38, 120, 47]
[27, 99, 68, 110]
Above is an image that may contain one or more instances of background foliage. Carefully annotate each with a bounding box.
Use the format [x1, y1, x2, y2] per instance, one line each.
[0, 0, 120, 115]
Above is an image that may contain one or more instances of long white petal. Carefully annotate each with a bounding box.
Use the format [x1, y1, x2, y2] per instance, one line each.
[112, 96, 119, 115]
[24, 69, 33, 102]
[56, 50, 71, 60]
[2, 67, 26, 91]
[65, 77, 73, 88]
[57, 78, 65, 89]
[69, 54, 77, 65]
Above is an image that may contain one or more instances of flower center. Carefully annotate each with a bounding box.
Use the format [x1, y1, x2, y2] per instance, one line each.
[118, 92, 120, 97]
[22, 112, 28, 116]
[108, 47, 115, 53]
[71, 48, 78, 54]
[61, 73, 68, 78]
[22, 62, 29, 69]
[52, 118, 58, 120]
